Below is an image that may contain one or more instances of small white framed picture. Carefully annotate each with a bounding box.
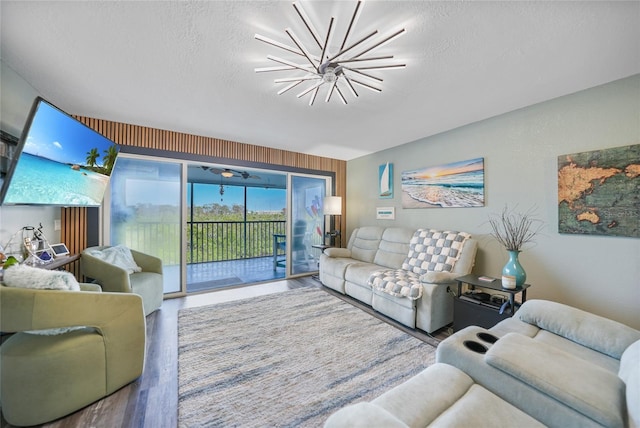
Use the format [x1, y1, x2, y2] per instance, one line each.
[376, 207, 395, 220]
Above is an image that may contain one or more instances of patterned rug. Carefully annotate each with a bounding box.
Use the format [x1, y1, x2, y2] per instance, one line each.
[178, 287, 436, 427]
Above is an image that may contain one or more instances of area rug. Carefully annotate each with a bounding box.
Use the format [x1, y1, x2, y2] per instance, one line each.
[178, 287, 436, 427]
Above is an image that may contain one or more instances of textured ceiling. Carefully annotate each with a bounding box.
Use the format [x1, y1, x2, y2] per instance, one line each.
[1, 1, 638, 161]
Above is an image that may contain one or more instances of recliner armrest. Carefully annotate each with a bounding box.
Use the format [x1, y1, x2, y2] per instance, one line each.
[486, 333, 626, 428]
[419, 271, 459, 284]
[516, 300, 640, 359]
[324, 248, 352, 258]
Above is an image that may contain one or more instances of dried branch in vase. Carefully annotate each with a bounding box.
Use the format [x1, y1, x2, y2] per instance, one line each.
[488, 205, 544, 252]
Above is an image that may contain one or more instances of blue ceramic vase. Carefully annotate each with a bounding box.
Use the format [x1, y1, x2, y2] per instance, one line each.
[501, 250, 526, 289]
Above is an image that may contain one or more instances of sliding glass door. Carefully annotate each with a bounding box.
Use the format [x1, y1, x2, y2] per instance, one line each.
[288, 174, 329, 276]
[106, 155, 183, 294]
[105, 154, 334, 293]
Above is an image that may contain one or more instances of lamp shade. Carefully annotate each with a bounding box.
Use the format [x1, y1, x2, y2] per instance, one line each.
[323, 196, 342, 216]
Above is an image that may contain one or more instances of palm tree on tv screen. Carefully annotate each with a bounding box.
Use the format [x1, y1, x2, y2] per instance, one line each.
[103, 145, 118, 175]
[86, 148, 100, 168]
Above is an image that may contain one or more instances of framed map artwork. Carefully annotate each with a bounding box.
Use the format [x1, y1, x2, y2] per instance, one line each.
[558, 144, 639, 238]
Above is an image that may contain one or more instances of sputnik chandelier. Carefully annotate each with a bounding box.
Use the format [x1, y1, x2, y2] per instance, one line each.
[254, 1, 406, 106]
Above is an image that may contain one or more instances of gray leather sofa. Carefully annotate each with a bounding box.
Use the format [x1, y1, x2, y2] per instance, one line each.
[324, 299, 640, 428]
[319, 226, 478, 333]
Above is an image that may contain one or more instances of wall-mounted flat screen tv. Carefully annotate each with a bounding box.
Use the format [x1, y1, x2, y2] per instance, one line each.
[0, 97, 120, 206]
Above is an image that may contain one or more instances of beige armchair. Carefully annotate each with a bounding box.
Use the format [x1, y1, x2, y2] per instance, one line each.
[81, 246, 164, 315]
[0, 284, 146, 426]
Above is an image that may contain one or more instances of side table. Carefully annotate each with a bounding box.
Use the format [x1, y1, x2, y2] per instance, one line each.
[453, 274, 530, 332]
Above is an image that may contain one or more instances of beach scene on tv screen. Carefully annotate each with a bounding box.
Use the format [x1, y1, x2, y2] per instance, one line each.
[3, 101, 119, 206]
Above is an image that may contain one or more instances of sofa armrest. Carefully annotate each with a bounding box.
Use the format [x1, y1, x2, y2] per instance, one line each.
[324, 247, 352, 258]
[0, 286, 145, 393]
[79, 282, 102, 292]
[81, 252, 132, 293]
[516, 300, 640, 359]
[131, 249, 163, 274]
[486, 333, 626, 428]
[419, 271, 459, 284]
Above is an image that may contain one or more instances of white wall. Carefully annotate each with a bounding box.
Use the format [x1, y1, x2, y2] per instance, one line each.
[0, 60, 60, 255]
[347, 75, 640, 329]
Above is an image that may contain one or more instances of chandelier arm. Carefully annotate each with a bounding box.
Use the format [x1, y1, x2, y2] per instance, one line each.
[342, 76, 359, 98]
[277, 80, 305, 95]
[320, 17, 335, 64]
[325, 80, 337, 103]
[325, 30, 378, 63]
[267, 55, 320, 74]
[354, 64, 406, 71]
[255, 65, 309, 73]
[350, 78, 382, 92]
[297, 80, 325, 98]
[350, 28, 406, 60]
[254, 34, 304, 57]
[343, 66, 384, 82]
[292, 1, 323, 50]
[337, 55, 394, 64]
[308, 86, 319, 106]
[334, 84, 348, 104]
[340, 0, 363, 51]
[285, 29, 320, 72]
[274, 76, 322, 83]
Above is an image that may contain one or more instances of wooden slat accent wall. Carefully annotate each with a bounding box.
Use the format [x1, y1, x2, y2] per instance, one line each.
[61, 206, 86, 277]
[61, 117, 347, 273]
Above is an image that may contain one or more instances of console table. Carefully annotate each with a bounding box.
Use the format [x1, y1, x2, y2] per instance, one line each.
[34, 254, 80, 271]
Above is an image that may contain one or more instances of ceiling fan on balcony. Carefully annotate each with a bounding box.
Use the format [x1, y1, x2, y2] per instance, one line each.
[201, 166, 261, 180]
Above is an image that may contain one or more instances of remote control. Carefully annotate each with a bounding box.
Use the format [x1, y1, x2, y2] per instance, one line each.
[478, 276, 495, 282]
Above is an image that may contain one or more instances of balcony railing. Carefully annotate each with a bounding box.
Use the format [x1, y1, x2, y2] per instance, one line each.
[187, 220, 286, 263]
[117, 220, 288, 265]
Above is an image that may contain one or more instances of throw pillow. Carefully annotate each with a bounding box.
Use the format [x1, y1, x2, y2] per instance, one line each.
[85, 245, 141, 274]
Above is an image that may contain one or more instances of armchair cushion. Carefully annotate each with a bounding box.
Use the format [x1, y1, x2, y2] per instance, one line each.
[3, 264, 80, 291]
[84, 245, 141, 274]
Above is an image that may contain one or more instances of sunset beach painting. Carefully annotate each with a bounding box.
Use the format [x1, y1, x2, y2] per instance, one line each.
[401, 158, 484, 208]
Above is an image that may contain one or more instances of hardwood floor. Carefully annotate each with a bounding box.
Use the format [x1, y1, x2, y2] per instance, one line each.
[1, 277, 450, 428]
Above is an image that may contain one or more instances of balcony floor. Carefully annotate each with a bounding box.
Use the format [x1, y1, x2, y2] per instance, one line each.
[186, 256, 286, 292]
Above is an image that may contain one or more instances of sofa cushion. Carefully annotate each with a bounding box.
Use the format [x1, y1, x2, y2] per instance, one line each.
[486, 333, 626, 428]
[344, 262, 382, 285]
[349, 227, 385, 263]
[373, 227, 414, 269]
[402, 229, 471, 275]
[369, 269, 423, 299]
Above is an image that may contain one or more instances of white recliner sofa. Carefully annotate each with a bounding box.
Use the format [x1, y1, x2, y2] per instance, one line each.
[324, 300, 640, 428]
[436, 299, 640, 428]
[319, 226, 478, 333]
